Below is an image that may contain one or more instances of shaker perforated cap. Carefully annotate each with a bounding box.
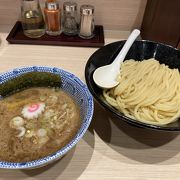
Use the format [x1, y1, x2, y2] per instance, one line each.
[80, 5, 94, 15]
[63, 2, 77, 12]
[45, 1, 59, 10]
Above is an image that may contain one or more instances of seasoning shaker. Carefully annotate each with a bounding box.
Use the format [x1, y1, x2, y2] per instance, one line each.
[62, 2, 78, 36]
[21, 0, 45, 38]
[44, 0, 61, 36]
[79, 5, 95, 39]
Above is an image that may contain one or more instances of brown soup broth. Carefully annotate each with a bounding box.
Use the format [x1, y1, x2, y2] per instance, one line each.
[0, 87, 81, 162]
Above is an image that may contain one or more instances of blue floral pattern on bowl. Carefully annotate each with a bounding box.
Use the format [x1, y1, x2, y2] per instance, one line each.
[0, 66, 94, 169]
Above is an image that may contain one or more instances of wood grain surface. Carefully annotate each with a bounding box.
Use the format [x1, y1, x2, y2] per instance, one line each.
[1, 27, 180, 180]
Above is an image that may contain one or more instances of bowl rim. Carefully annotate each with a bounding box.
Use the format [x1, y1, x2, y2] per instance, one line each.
[0, 66, 94, 169]
[85, 40, 180, 131]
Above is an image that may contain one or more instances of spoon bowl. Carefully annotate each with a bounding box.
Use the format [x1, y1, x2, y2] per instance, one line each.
[93, 29, 140, 89]
[93, 64, 119, 89]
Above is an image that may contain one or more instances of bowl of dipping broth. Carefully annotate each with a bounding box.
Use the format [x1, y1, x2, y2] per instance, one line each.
[0, 66, 93, 169]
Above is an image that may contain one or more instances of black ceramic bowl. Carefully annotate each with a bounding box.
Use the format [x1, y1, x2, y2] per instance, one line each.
[85, 40, 180, 131]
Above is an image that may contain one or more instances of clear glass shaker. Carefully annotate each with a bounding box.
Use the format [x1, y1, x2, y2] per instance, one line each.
[21, 0, 45, 38]
[62, 2, 78, 36]
[79, 5, 95, 39]
[44, 1, 61, 36]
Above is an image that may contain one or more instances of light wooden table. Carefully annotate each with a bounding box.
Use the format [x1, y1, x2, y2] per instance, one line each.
[0, 28, 180, 180]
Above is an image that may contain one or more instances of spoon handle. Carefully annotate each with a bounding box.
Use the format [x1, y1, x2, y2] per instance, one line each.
[113, 29, 140, 66]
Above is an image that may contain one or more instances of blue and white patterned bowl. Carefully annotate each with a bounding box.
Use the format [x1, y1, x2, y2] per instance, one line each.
[0, 66, 94, 169]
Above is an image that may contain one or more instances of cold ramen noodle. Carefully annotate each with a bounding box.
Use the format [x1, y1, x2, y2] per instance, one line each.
[0, 87, 80, 162]
[103, 58, 180, 125]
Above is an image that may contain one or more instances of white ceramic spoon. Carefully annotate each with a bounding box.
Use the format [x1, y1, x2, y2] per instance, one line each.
[93, 29, 140, 89]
